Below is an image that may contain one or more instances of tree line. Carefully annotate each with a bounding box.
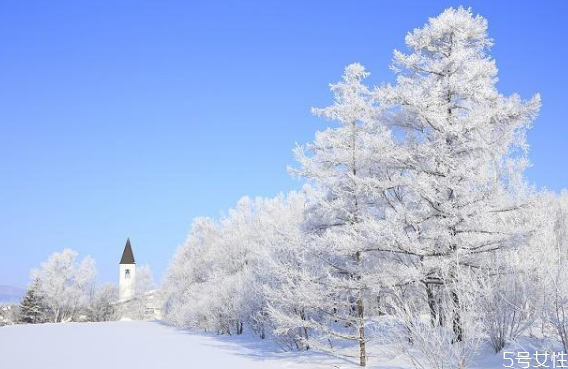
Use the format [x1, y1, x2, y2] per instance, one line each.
[162, 8, 568, 368]
[18, 249, 155, 324]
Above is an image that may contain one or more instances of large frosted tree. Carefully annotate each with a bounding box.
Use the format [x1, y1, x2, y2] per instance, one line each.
[289, 8, 540, 366]
[375, 7, 540, 343]
[292, 64, 394, 366]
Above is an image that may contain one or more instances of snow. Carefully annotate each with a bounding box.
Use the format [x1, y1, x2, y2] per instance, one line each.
[0, 321, 376, 369]
[0, 319, 540, 368]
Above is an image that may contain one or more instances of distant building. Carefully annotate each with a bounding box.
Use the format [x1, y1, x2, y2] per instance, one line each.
[116, 239, 162, 320]
[119, 238, 136, 301]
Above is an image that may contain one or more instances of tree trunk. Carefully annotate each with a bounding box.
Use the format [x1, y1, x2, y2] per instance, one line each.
[452, 289, 463, 343]
[376, 293, 385, 316]
[425, 282, 438, 327]
[357, 296, 366, 366]
[299, 308, 310, 350]
[449, 220, 463, 343]
[350, 119, 367, 366]
[355, 251, 366, 367]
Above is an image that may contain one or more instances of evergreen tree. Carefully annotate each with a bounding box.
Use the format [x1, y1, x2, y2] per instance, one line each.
[19, 280, 45, 324]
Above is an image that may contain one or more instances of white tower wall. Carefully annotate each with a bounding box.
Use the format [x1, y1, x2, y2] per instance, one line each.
[119, 263, 136, 301]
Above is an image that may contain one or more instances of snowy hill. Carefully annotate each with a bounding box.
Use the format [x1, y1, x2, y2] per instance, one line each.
[0, 285, 24, 304]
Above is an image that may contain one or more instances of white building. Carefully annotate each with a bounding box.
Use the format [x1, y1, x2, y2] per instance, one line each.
[119, 238, 136, 301]
[117, 239, 162, 320]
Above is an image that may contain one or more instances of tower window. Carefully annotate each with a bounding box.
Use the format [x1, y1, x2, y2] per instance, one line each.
[125, 269, 131, 279]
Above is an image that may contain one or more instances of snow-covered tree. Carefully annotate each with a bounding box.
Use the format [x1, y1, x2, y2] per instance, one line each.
[249, 192, 307, 341]
[166, 199, 254, 334]
[542, 192, 568, 353]
[290, 63, 397, 366]
[162, 7, 547, 368]
[374, 6, 540, 344]
[163, 193, 307, 339]
[135, 264, 155, 297]
[18, 279, 46, 324]
[87, 283, 119, 322]
[389, 272, 484, 369]
[0, 304, 19, 327]
[163, 217, 218, 328]
[129, 264, 156, 320]
[32, 249, 96, 323]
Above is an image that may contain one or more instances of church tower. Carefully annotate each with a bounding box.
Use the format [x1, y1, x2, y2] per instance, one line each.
[119, 238, 136, 301]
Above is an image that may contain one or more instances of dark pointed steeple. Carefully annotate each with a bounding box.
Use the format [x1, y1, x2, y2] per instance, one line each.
[120, 238, 135, 264]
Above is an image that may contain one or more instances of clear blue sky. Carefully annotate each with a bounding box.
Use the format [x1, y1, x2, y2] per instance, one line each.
[1, 1, 566, 288]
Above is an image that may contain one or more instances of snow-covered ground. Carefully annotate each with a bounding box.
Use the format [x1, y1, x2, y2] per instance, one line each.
[0, 320, 520, 368]
[0, 321, 369, 369]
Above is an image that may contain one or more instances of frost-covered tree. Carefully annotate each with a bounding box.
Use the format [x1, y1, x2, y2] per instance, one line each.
[0, 304, 19, 327]
[18, 279, 46, 324]
[162, 7, 547, 368]
[87, 283, 119, 322]
[291, 63, 396, 366]
[163, 217, 219, 328]
[252, 192, 308, 343]
[390, 272, 484, 369]
[375, 7, 540, 344]
[475, 193, 550, 354]
[32, 249, 96, 323]
[163, 193, 307, 339]
[542, 192, 568, 353]
[135, 264, 156, 297]
[131, 264, 156, 320]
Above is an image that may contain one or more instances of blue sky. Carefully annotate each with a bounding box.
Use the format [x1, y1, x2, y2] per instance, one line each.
[1, 1, 566, 288]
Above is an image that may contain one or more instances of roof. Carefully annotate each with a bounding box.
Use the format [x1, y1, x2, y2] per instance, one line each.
[120, 238, 135, 264]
